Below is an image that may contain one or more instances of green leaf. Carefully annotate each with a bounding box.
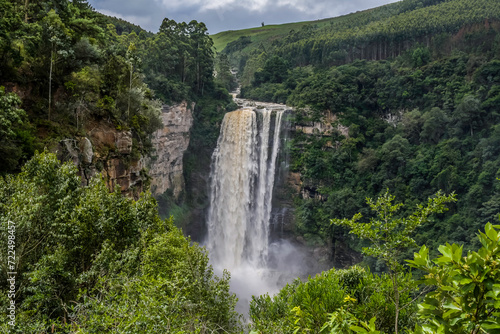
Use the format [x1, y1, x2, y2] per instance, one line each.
[482, 322, 500, 329]
[457, 275, 473, 284]
[443, 302, 461, 310]
[449, 316, 462, 326]
[419, 303, 437, 311]
[478, 233, 490, 249]
[440, 286, 456, 292]
[485, 223, 498, 242]
[436, 256, 452, 264]
[452, 246, 463, 263]
[438, 244, 451, 257]
[350, 325, 368, 333]
[461, 283, 476, 294]
[443, 309, 460, 319]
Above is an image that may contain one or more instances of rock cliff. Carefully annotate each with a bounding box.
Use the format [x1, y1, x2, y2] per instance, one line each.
[146, 101, 194, 197]
[57, 125, 144, 197]
[56, 101, 194, 199]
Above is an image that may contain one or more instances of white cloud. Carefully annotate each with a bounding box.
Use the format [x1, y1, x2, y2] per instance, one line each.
[156, 0, 307, 13]
[275, 0, 327, 14]
[155, 0, 202, 10]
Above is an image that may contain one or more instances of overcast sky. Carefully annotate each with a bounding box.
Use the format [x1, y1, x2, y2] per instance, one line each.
[87, 0, 401, 34]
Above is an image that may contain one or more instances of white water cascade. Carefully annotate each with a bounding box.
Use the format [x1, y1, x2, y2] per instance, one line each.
[207, 107, 284, 271]
[206, 100, 324, 315]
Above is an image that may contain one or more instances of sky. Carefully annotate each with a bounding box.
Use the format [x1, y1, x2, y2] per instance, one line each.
[87, 0, 401, 35]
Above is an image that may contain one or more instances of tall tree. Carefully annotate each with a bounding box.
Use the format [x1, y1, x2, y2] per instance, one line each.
[332, 190, 456, 334]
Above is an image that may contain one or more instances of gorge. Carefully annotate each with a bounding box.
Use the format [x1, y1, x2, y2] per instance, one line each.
[203, 95, 333, 314]
[2, 0, 500, 331]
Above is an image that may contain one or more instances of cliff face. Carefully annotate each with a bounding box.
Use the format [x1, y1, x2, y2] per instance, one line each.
[57, 101, 194, 199]
[57, 125, 144, 197]
[295, 110, 349, 139]
[146, 101, 194, 197]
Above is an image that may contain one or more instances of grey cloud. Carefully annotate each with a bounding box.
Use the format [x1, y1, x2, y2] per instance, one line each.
[89, 0, 167, 31]
[88, 0, 400, 34]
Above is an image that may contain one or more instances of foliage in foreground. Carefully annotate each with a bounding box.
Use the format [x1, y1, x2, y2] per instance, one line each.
[249, 266, 416, 334]
[0, 152, 498, 334]
[332, 191, 456, 334]
[250, 191, 500, 334]
[0, 152, 241, 333]
[408, 222, 500, 334]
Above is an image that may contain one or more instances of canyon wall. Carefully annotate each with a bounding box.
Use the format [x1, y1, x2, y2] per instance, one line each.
[57, 101, 194, 199]
[146, 101, 194, 197]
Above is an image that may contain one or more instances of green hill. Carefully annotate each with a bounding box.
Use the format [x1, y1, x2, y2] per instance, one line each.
[211, 16, 338, 52]
[213, 0, 500, 68]
[209, 0, 414, 53]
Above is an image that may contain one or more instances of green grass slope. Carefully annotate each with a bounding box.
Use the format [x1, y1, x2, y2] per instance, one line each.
[211, 21, 316, 52]
[210, 6, 387, 52]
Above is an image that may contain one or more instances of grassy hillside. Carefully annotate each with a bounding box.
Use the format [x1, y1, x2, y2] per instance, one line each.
[209, 1, 404, 53]
[213, 0, 500, 67]
[209, 0, 404, 52]
[211, 17, 333, 52]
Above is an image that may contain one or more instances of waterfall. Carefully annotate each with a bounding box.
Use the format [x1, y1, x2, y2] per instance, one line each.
[207, 108, 284, 270]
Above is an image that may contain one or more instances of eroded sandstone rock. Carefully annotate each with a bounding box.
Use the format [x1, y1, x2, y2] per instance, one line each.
[146, 101, 194, 198]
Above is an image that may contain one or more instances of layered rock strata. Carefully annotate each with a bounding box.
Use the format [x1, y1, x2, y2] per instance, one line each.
[146, 101, 194, 197]
[56, 101, 193, 199]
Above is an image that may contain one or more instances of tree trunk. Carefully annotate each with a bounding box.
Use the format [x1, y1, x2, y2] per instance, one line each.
[182, 56, 186, 83]
[25, 0, 29, 22]
[391, 272, 400, 334]
[49, 48, 53, 121]
[128, 62, 132, 120]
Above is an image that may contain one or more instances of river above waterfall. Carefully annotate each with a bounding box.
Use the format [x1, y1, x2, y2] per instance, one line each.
[231, 87, 292, 112]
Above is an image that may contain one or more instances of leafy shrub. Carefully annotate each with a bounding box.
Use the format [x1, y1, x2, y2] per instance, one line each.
[249, 266, 416, 334]
[0, 152, 241, 333]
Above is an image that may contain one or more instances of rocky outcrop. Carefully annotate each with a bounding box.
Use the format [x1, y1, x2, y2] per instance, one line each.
[79, 137, 93, 164]
[56, 102, 194, 199]
[89, 125, 144, 195]
[146, 101, 194, 197]
[295, 110, 349, 138]
[57, 128, 144, 197]
[115, 131, 133, 154]
[101, 157, 143, 193]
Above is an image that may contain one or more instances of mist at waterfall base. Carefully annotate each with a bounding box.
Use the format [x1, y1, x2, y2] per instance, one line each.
[222, 239, 316, 315]
[205, 108, 322, 316]
[229, 238, 322, 315]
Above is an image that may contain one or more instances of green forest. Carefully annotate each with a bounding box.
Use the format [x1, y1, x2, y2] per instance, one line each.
[222, 0, 500, 257]
[0, 0, 235, 175]
[1, 0, 500, 332]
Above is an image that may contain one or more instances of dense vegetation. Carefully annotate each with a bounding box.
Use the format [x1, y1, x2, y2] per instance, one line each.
[286, 52, 500, 257]
[1, 0, 500, 332]
[216, 0, 500, 262]
[1, 154, 498, 332]
[250, 266, 417, 333]
[0, 0, 234, 175]
[0, 1, 240, 331]
[0, 152, 241, 332]
[250, 193, 500, 333]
